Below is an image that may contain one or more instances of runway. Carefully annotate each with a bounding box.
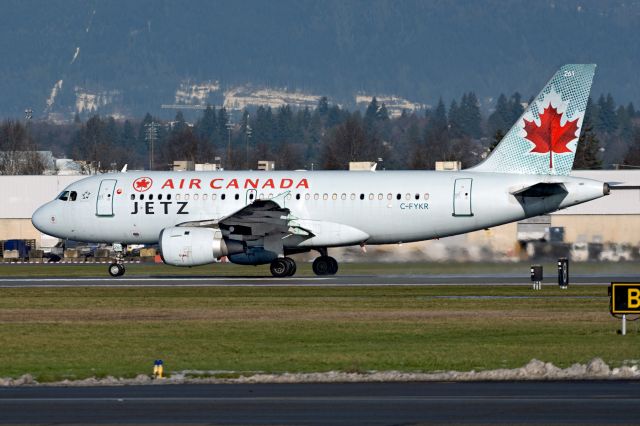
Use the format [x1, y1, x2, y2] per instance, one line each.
[0, 272, 635, 287]
[1, 381, 639, 425]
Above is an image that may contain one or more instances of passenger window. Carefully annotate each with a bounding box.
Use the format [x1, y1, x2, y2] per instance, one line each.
[184, 194, 190, 201]
[360, 194, 365, 200]
[193, 194, 199, 200]
[259, 193, 265, 199]
[57, 191, 69, 201]
[415, 194, 420, 200]
[350, 193, 356, 200]
[235, 194, 239, 200]
[405, 193, 411, 200]
[221, 194, 226, 200]
[268, 193, 273, 198]
[314, 193, 319, 200]
[424, 193, 429, 200]
[176, 194, 181, 201]
[341, 193, 346, 200]
[396, 194, 401, 200]
[212, 194, 217, 200]
[158, 194, 163, 200]
[203, 194, 208, 200]
[286, 194, 292, 200]
[387, 193, 392, 200]
[140, 194, 144, 200]
[331, 193, 337, 200]
[149, 194, 154, 201]
[130, 194, 135, 200]
[296, 194, 301, 200]
[167, 194, 172, 201]
[368, 193, 374, 200]
[249, 193, 254, 200]
[305, 193, 311, 200]
[378, 193, 383, 200]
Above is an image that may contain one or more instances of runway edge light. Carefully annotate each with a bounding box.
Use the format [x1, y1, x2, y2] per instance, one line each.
[152, 359, 164, 379]
[608, 283, 640, 336]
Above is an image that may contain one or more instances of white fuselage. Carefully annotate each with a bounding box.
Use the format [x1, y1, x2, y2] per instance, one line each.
[32, 170, 607, 248]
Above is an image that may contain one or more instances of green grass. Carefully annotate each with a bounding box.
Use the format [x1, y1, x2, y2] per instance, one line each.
[1, 260, 640, 277]
[0, 284, 636, 382]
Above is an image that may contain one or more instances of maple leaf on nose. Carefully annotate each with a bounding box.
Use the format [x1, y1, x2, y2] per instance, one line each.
[135, 179, 149, 188]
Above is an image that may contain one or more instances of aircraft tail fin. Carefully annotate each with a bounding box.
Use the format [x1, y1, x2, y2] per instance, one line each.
[472, 64, 596, 175]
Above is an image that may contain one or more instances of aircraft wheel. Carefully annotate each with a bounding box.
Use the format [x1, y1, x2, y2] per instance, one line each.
[270, 258, 291, 278]
[283, 257, 297, 276]
[326, 256, 338, 275]
[312, 256, 338, 276]
[108, 263, 125, 277]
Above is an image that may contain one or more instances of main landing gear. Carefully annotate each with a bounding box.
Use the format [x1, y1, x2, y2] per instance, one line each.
[108, 243, 126, 277]
[311, 248, 338, 276]
[312, 256, 338, 276]
[270, 257, 297, 278]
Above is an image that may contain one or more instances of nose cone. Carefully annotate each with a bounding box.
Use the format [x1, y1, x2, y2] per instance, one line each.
[32, 202, 60, 237]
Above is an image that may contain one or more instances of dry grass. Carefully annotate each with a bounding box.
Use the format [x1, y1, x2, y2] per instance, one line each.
[0, 284, 633, 381]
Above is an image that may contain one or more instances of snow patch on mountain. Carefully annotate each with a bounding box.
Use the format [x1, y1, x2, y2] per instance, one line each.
[75, 87, 121, 113]
[45, 80, 64, 112]
[70, 47, 80, 64]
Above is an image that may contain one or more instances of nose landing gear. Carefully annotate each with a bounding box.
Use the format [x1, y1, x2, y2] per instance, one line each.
[108, 243, 126, 277]
[108, 263, 125, 277]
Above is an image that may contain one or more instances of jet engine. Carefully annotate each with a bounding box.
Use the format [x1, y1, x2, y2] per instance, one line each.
[159, 227, 244, 266]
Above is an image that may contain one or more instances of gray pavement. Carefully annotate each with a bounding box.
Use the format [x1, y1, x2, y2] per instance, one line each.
[0, 272, 636, 287]
[1, 381, 639, 425]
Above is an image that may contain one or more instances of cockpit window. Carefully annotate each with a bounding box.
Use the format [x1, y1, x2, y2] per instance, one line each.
[58, 191, 69, 201]
[69, 191, 77, 201]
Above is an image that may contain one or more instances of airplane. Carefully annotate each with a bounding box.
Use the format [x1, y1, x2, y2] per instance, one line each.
[32, 64, 608, 277]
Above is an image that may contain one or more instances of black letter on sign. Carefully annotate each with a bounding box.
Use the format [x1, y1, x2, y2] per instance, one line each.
[177, 202, 189, 215]
[145, 202, 154, 214]
[131, 201, 138, 214]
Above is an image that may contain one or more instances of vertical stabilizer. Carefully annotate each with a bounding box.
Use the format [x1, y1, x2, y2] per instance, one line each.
[473, 64, 596, 175]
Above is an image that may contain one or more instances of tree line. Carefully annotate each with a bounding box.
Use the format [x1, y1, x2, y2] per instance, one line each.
[2, 92, 640, 174]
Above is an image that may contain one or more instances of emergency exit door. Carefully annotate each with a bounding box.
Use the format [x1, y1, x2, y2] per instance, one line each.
[453, 178, 473, 216]
[96, 179, 117, 216]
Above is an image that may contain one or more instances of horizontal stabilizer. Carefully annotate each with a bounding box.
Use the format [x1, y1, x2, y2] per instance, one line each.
[510, 182, 567, 197]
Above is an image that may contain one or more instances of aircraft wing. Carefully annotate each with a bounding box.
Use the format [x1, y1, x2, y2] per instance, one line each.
[178, 195, 314, 244]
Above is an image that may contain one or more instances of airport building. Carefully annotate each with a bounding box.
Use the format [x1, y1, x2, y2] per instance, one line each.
[0, 170, 638, 261]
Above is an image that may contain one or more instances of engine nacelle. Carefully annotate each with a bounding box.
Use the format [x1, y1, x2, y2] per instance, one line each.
[228, 247, 278, 265]
[159, 227, 244, 266]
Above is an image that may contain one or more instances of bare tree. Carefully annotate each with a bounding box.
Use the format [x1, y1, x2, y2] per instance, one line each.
[0, 120, 45, 175]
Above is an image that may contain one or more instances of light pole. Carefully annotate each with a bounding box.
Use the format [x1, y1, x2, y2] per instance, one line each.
[226, 121, 233, 169]
[245, 124, 252, 170]
[145, 122, 159, 170]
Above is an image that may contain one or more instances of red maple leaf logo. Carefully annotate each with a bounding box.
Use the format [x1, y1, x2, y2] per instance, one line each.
[133, 177, 153, 192]
[524, 104, 579, 169]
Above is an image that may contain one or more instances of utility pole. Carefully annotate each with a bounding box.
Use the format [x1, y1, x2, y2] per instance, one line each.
[145, 122, 159, 170]
[226, 121, 233, 169]
[245, 124, 252, 170]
